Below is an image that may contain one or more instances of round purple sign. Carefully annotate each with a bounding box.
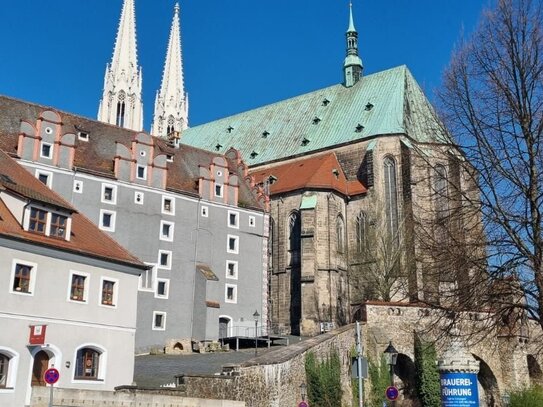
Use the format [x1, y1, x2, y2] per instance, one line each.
[385, 386, 399, 401]
[44, 367, 60, 385]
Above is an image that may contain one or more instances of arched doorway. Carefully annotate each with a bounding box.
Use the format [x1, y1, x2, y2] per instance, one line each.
[527, 355, 543, 386]
[31, 350, 50, 386]
[394, 354, 420, 406]
[473, 355, 499, 407]
[219, 317, 230, 339]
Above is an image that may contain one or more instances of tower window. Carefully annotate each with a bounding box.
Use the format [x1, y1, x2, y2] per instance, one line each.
[116, 101, 126, 127]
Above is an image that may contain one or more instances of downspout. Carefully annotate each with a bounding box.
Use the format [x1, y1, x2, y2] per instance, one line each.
[327, 193, 332, 322]
[345, 195, 351, 323]
[190, 198, 202, 339]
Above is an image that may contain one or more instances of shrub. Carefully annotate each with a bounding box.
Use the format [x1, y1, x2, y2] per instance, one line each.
[509, 386, 543, 407]
[414, 334, 440, 407]
[304, 349, 343, 407]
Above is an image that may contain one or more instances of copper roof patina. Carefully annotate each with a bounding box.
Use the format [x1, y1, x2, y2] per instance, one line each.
[181, 65, 449, 166]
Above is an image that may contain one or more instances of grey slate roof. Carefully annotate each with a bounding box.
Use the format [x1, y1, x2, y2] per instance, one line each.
[181, 65, 449, 166]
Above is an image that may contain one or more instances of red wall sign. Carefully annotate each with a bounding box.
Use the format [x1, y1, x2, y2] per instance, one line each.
[29, 325, 47, 345]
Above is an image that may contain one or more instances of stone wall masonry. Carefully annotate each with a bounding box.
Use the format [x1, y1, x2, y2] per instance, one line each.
[31, 386, 245, 407]
[179, 325, 356, 407]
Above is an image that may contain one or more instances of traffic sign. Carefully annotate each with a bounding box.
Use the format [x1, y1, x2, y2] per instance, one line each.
[44, 368, 60, 385]
[385, 385, 399, 401]
[298, 401, 309, 407]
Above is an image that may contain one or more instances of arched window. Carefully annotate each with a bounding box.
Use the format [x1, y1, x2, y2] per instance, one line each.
[336, 215, 345, 253]
[166, 115, 175, 136]
[356, 212, 368, 253]
[384, 157, 399, 240]
[288, 211, 301, 266]
[435, 164, 449, 222]
[0, 353, 9, 388]
[116, 92, 126, 127]
[74, 348, 101, 380]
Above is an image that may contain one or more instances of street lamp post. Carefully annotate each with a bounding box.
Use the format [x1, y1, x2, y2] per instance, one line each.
[383, 341, 399, 406]
[253, 310, 260, 356]
[300, 382, 307, 402]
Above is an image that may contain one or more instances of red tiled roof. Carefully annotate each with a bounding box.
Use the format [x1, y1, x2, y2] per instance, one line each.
[0, 150, 146, 269]
[0, 95, 263, 209]
[250, 152, 366, 196]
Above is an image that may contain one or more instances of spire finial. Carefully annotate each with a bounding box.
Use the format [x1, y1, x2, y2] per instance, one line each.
[174, 2, 180, 14]
[348, 1, 356, 32]
[343, 0, 363, 86]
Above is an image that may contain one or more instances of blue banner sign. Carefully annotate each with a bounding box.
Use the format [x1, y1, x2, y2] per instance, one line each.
[440, 372, 479, 406]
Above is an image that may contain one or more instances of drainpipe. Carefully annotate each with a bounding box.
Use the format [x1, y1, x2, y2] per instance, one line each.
[327, 193, 332, 322]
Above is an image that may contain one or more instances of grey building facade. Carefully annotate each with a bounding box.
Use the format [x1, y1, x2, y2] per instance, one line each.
[0, 98, 269, 353]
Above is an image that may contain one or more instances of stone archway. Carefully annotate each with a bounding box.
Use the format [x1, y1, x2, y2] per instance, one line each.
[393, 354, 420, 407]
[473, 355, 499, 407]
[527, 354, 543, 386]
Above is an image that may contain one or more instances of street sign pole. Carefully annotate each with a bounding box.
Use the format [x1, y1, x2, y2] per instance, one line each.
[356, 321, 364, 407]
[44, 367, 60, 407]
[49, 383, 54, 407]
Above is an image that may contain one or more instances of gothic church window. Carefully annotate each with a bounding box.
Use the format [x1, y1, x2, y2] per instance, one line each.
[116, 92, 126, 127]
[435, 164, 449, 222]
[336, 215, 345, 253]
[288, 211, 301, 266]
[166, 115, 175, 136]
[356, 211, 368, 253]
[384, 156, 399, 240]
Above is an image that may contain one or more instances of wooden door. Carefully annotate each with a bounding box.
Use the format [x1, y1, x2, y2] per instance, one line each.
[31, 351, 49, 386]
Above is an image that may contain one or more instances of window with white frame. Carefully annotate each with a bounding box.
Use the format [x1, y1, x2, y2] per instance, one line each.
[78, 132, 89, 141]
[40, 142, 52, 159]
[249, 216, 256, 227]
[50, 213, 68, 238]
[228, 211, 239, 228]
[74, 347, 102, 380]
[227, 235, 239, 254]
[226, 261, 238, 279]
[152, 311, 166, 330]
[99, 210, 116, 232]
[136, 165, 147, 180]
[26, 206, 70, 239]
[68, 272, 89, 303]
[28, 207, 47, 235]
[158, 250, 172, 269]
[162, 196, 175, 215]
[100, 278, 118, 307]
[134, 191, 144, 205]
[201, 206, 208, 217]
[73, 180, 83, 194]
[159, 221, 174, 241]
[101, 184, 117, 204]
[215, 183, 223, 197]
[139, 264, 156, 291]
[10, 260, 37, 295]
[225, 284, 237, 303]
[36, 170, 52, 187]
[155, 279, 169, 299]
[0, 348, 17, 390]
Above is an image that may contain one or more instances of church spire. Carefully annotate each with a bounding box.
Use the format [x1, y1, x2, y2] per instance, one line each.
[343, 1, 363, 87]
[98, 0, 144, 131]
[152, 2, 189, 139]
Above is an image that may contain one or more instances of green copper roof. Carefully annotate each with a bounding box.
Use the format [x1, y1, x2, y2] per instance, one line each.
[182, 65, 449, 166]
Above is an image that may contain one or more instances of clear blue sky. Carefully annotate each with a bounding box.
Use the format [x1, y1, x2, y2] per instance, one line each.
[0, 1, 488, 129]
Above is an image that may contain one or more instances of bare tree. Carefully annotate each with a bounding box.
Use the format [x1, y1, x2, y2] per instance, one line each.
[437, 0, 543, 332]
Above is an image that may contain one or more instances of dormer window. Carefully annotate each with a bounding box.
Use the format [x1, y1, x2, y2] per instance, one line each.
[365, 103, 374, 111]
[28, 208, 47, 234]
[40, 142, 52, 159]
[136, 165, 147, 180]
[215, 143, 223, 151]
[227, 126, 234, 133]
[355, 124, 365, 133]
[78, 132, 89, 141]
[250, 151, 258, 159]
[301, 137, 311, 146]
[322, 98, 330, 106]
[262, 131, 270, 138]
[312, 117, 321, 125]
[166, 155, 174, 163]
[27, 206, 71, 240]
[50, 213, 67, 238]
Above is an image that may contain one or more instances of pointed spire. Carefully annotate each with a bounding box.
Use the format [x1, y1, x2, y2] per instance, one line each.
[152, 2, 189, 138]
[347, 1, 356, 32]
[343, 1, 363, 87]
[98, 0, 144, 131]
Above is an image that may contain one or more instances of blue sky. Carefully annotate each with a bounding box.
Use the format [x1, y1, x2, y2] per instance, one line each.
[0, 1, 487, 129]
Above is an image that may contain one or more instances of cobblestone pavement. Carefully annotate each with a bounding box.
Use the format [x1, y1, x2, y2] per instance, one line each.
[134, 342, 298, 388]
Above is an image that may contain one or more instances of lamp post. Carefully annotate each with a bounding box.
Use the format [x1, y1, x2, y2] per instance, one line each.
[253, 310, 260, 356]
[300, 382, 307, 402]
[383, 341, 398, 406]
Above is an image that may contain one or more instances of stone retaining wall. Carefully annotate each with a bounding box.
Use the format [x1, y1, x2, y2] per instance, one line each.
[180, 325, 356, 407]
[31, 386, 245, 407]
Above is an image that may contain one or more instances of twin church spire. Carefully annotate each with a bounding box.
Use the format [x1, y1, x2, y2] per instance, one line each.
[98, 1, 362, 133]
[98, 0, 187, 136]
